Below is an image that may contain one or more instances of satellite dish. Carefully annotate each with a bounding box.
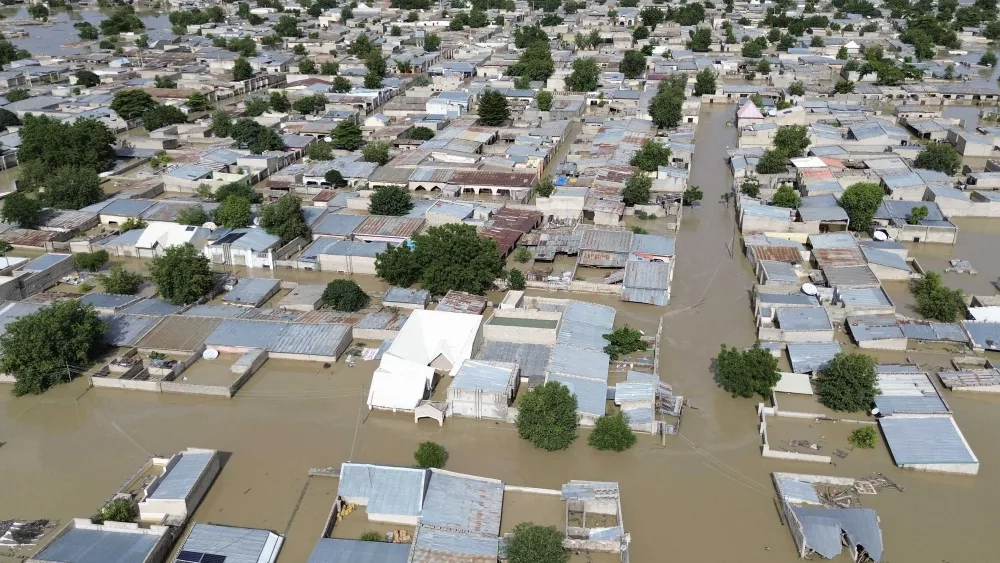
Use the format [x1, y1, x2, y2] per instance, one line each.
[873, 231, 888, 241]
[202, 348, 220, 360]
[871, 407, 880, 416]
[801, 283, 818, 296]
[203, 221, 218, 230]
[324, 136, 333, 143]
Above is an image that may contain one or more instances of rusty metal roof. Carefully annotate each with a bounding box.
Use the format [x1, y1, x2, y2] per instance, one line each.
[449, 170, 537, 188]
[355, 215, 425, 238]
[1, 228, 60, 247]
[748, 245, 803, 263]
[479, 226, 521, 255]
[580, 228, 632, 253]
[812, 246, 866, 268]
[436, 291, 488, 314]
[135, 315, 223, 352]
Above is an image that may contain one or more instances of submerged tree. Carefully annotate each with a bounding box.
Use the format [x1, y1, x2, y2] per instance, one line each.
[588, 411, 637, 452]
[321, 279, 370, 312]
[506, 523, 569, 563]
[516, 381, 578, 451]
[149, 243, 215, 305]
[413, 441, 448, 468]
[603, 326, 646, 360]
[815, 353, 878, 412]
[715, 342, 780, 399]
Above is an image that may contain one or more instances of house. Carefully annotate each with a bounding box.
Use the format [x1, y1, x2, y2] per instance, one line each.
[621, 260, 671, 306]
[352, 215, 424, 244]
[878, 415, 979, 475]
[222, 277, 282, 308]
[203, 228, 282, 269]
[367, 309, 484, 412]
[136, 448, 220, 525]
[873, 200, 958, 244]
[383, 287, 431, 310]
[758, 306, 834, 343]
[135, 223, 212, 258]
[298, 238, 387, 274]
[174, 524, 283, 563]
[447, 360, 518, 421]
[28, 520, 171, 563]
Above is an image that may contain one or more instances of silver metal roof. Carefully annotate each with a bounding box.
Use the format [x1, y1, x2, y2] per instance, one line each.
[547, 344, 610, 382]
[839, 287, 892, 308]
[81, 293, 143, 310]
[786, 342, 842, 374]
[774, 476, 821, 505]
[776, 307, 832, 331]
[306, 538, 410, 563]
[629, 233, 675, 256]
[223, 278, 281, 305]
[206, 319, 285, 348]
[823, 265, 880, 288]
[758, 293, 818, 306]
[22, 253, 72, 272]
[337, 463, 426, 517]
[148, 450, 213, 500]
[119, 299, 185, 317]
[103, 314, 160, 347]
[848, 316, 905, 342]
[420, 471, 503, 535]
[546, 373, 607, 417]
[34, 527, 160, 563]
[760, 260, 799, 283]
[451, 361, 515, 393]
[879, 416, 977, 465]
[313, 214, 366, 237]
[808, 232, 858, 249]
[178, 524, 278, 563]
[182, 304, 252, 318]
[411, 529, 498, 563]
[384, 287, 430, 305]
[861, 246, 910, 271]
[962, 321, 1000, 351]
[475, 342, 551, 379]
[791, 506, 883, 563]
[266, 323, 351, 357]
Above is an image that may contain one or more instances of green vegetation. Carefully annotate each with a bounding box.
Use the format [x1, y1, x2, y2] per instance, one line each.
[907, 205, 929, 225]
[715, 343, 780, 399]
[602, 326, 646, 360]
[410, 126, 436, 140]
[476, 89, 510, 126]
[630, 226, 648, 234]
[740, 178, 761, 198]
[536, 90, 553, 111]
[771, 184, 801, 208]
[914, 143, 962, 175]
[331, 120, 363, 150]
[98, 266, 145, 295]
[588, 412, 637, 452]
[839, 182, 885, 232]
[375, 224, 504, 295]
[506, 523, 569, 563]
[368, 186, 414, 216]
[153, 75, 176, 89]
[535, 176, 555, 198]
[0, 192, 43, 228]
[359, 531, 383, 542]
[620, 50, 646, 79]
[119, 218, 147, 233]
[788, 81, 805, 96]
[321, 279, 370, 312]
[693, 68, 717, 96]
[110, 89, 158, 120]
[362, 141, 392, 166]
[75, 250, 110, 272]
[566, 57, 599, 92]
[214, 196, 252, 228]
[413, 441, 448, 468]
[100, 5, 145, 34]
[308, 142, 332, 161]
[507, 268, 526, 290]
[75, 70, 101, 88]
[213, 180, 261, 203]
[186, 92, 213, 112]
[623, 174, 652, 206]
[233, 57, 254, 81]
[260, 194, 310, 244]
[150, 244, 215, 305]
[649, 75, 687, 129]
[92, 498, 137, 524]
[142, 104, 187, 131]
[849, 426, 878, 449]
[0, 300, 108, 396]
[211, 110, 232, 137]
[629, 140, 672, 172]
[230, 119, 284, 153]
[0, 108, 20, 130]
[513, 247, 532, 263]
[815, 353, 878, 412]
[910, 272, 966, 322]
[516, 381, 578, 451]
[683, 185, 703, 206]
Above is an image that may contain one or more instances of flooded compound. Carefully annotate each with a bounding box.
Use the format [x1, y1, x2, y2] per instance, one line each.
[2, 105, 1000, 563]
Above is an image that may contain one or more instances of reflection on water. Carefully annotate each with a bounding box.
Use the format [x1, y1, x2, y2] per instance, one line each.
[1, 7, 170, 57]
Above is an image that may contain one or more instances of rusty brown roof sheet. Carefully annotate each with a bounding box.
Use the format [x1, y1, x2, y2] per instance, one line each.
[1, 228, 60, 247]
[436, 291, 488, 314]
[312, 189, 337, 203]
[479, 226, 521, 254]
[449, 170, 537, 188]
[748, 245, 803, 263]
[355, 215, 425, 238]
[135, 315, 223, 352]
[813, 246, 867, 268]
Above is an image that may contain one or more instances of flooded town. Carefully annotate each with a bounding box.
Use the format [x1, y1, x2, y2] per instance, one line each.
[0, 1, 999, 563]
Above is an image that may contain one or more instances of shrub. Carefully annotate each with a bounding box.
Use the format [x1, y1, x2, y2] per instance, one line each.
[321, 279, 370, 312]
[92, 498, 137, 524]
[75, 250, 109, 272]
[849, 426, 878, 449]
[910, 272, 965, 322]
[815, 353, 877, 412]
[414, 441, 448, 468]
[119, 218, 147, 233]
[507, 268, 526, 290]
[588, 411, 637, 451]
[507, 523, 569, 563]
[715, 343, 780, 399]
[516, 381, 578, 451]
[98, 266, 145, 295]
[359, 531, 383, 541]
[602, 326, 646, 360]
[513, 248, 532, 263]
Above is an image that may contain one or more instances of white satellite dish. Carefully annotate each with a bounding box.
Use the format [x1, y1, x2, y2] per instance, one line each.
[871, 407, 880, 416]
[324, 136, 333, 143]
[202, 348, 220, 360]
[202, 222, 217, 230]
[801, 283, 818, 296]
[873, 231, 888, 241]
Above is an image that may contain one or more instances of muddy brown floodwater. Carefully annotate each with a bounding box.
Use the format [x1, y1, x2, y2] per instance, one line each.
[2, 105, 1000, 563]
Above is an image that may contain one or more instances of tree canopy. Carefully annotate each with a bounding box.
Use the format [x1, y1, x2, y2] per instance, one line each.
[368, 186, 413, 216]
[321, 279, 370, 311]
[16, 116, 114, 210]
[516, 381, 578, 451]
[99, 266, 145, 295]
[623, 174, 652, 206]
[233, 57, 254, 81]
[331, 120, 363, 150]
[414, 441, 448, 468]
[715, 342, 780, 399]
[74, 70, 101, 88]
[410, 126, 436, 140]
[150, 244, 215, 305]
[566, 58, 599, 92]
[630, 140, 672, 172]
[620, 50, 647, 79]
[259, 194, 309, 244]
[914, 142, 962, 175]
[111, 89, 159, 121]
[507, 523, 569, 563]
[602, 326, 646, 360]
[839, 182, 885, 232]
[362, 141, 392, 166]
[0, 192, 43, 228]
[0, 300, 108, 396]
[773, 125, 811, 158]
[815, 353, 878, 412]
[910, 272, 966, 322]
[693, 68, 717, 96]
[476, 89, 510, 126]
[588, 412, 637, 451]
[771, 184, 801, 208]
[230, 119, 284, 154]
[142, 104, 187, 131]
[649, 75, 687, 129]
[375, 224, 504, 294]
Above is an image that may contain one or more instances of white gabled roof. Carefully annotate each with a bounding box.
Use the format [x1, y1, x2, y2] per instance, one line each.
[135, 223, 208, 250]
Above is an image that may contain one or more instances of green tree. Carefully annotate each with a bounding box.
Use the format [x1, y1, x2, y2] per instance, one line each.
[373, 243, 421, 287]
[176, 206, 210, 226]
[623, 174, 652, 206]
[42, 166, 103, 210]
[686, 27, 712, 52]
[0, 108, 19, 130]
[275, 14, 302, 37]
[839, 181, 884, 232]
[424, 33, 442, 51]
[630, 139, 672, 172]
[815, 353, 878, 412]
[773, 125, 811, 158]
[308, 141, 333, 160]
[788, 81, 805, 96]
[244, 97, 271, 117]
[376, 224, 504, 294]
[476, 89, 510, 126]
[633, 25, 650, 41]
[74, 70, 101, 88]
[649, 75, 686, 129]
[119, 218, 147, 233]
[110, 89, 158, 120]
[714, 343, 780, 399]
[362, 141, 392, 165]
[213, 180, 260, 203]
[849, 426, 878, 449]
[153, 75, 176, 89]
[516, 381, 578, 451]
[270, 92, 291, 112]
[506, 523, 569, 563]
[771, 184, 801, 208]
[332, 76, 353, 92]
[413, 441, 448, 468]
[411, 126, 436, 140]
[980, 51, 997, 67]
[150, 244, 214, 305]
[910, 272, 966, 322]
[233, 57, 254, 81]
[566, 57, 599, 92]
[331, 120, 363, 150]
[214, 196, 252, 228]
[98, 266, 145, 295]
[142, 104, 187, 131]
[740, 178, 761, 198]
[0, 192, 43, 228]
[4, 89, 29, 103]
[186, 92, 212, 112]
[535, 176, 555, 198]
[536, 90, 553, 111]
[321, 279, 370, 311]
[513, 248, 532, 263]
[742, 39, 765, 58]
[78, 24, 100, 41]
[299, 58, 316, 74]
[507, 268, 526, 290]
[756, 59, 772, 74]
[260, 194, 310, 244]
[369, 186, 413, 216]
[509, 41, 555, 82]
[907, 205, 929, 225]
[693, 68, 717, 96]
[0, 300, 108, 396]
[325, 169, 346, 187]
[914, 143, 961, 175]
[683, 185, 703, 205]
[230, 119, 284, 153]
[92, 498, 137, 524]
[28, 4, 49, 20]
[603, 325, 646, 360]
[320, 61, 340, 76]
[755, 149, 788, 174]
[834, 80, 855, 94]
[588, 411, 637, 451]
[75, 250, 110, 272]
[210, 110, 232, 137]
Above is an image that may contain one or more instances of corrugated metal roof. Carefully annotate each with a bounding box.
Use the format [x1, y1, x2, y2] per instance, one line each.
[354, 215, 425, 238]
[99, 199, 156, 217]
[861, 246, 910, 271]
[411, 529, 497, 563]
[149, 450, 213, 500]
[80, 293, 143, 311]
[22, 253, 72, 272]
[119, 298, 185, 316]
[136, 315, 223, 351]
[824, 265, 879, 288]
[178, 524, 278, 563]
[848, 315, 904, 342]
[307, 538, 410, 563]
[791, 506, 883, 563]
[560, 300, 615, 331]
[962, 321, 1000, 350]
[776, 307, 832, 331]
[436, 291, 488, 314]
[450, 170, 536, 188]
[615, 381, 655, 404]
[879, 416, 978, 465]
[337, 463, 426, 517]
[268, 323, 351, 357]
[623, 260, 670, 290]
[34, 527, 160, 563]
[839, 287, 892, 307]
[384, 287, 430, 305]
[899, 321, 967, 343]
[560, 481, 619, 500]
[103, 314, 160, 347]
[749, 245, 804, 263]
[222, 278, 281, 306]
[813, 247, 866, 268]
[758, 293, 818, 307]
[580, 228, 632, 253]
[421, 470, 503, 535]
[760, 260, 800, 282]
[547, 345, 610, 382]
[546, 372, 607, 417]
[786, 342, 842, 374]
[774, 477, 821, 505]
[314, 214, 366, 237]
[451, 361, 515, 393]
[182, 304, 251, 318]
[475, 341, 551, 379]
[937, 369, 1000, 389]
